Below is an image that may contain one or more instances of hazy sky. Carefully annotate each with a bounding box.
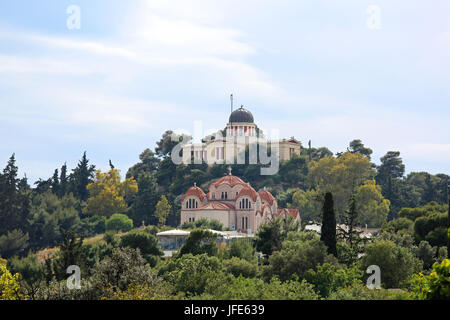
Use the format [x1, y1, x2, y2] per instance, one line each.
[1, 0, 449, 183]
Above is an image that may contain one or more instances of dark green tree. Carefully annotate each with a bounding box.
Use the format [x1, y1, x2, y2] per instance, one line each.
[347, 139, 373, 159]
[69, 152, 95, 202]
[59, 163, 68, 198]
[376, 151, 405, 219]
[178, 229, 218, 257]
[0, 154, 30, 235]
[321, 192, 337, 257]
[51, 169, 59, 196]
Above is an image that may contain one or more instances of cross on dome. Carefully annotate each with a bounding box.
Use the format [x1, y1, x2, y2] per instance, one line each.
[227, 166, 232, 176]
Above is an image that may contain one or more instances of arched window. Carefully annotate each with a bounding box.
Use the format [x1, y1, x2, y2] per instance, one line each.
[188, 199, 191, 209]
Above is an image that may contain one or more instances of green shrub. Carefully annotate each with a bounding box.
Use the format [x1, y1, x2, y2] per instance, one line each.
[411, 259, 450, 300]
[223, 257, 257, 278]
[105, 213, 133, 233]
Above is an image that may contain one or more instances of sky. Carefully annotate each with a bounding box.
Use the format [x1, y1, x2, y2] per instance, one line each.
[0, 0, 449, 183]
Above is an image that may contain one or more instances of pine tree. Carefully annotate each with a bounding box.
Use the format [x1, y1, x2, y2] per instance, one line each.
[0, 154, 30, 235]
[70, 152, 95, 202]
[321, 192, 337, 257]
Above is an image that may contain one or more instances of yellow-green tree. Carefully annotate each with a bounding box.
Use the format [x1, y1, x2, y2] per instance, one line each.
[354, 180, 390, 228]
[0, 264, 26, 300]
[291, 189, 323, 223]
[308, 152, 376, 219]
[84, 169, 138, 217]
[155, 195, 171, 227]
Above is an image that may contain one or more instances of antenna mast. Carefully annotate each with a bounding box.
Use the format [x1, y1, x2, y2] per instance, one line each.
[230, 94, 234, 113]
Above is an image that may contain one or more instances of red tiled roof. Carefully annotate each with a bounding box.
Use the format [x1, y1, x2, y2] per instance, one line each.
[198, 201, 235, 210]
[235, 186, 258, 202]
[259, 189, 275, 206]
[212, 175, 247, 188]
[181, 186, 206, 201]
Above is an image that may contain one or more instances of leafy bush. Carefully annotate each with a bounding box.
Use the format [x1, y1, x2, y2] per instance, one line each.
[328, 281, 412, 300]
[178, 229, 218, 257]
[223, 257, 257, 278]
[120, 229, 163, 266]
[303, 263, 364, 298]
[105, 213, 133, 233]
[414, 212, 447, 246]
[262, 237, 337, 282]
[0, 229, 29, 259]
[159, 253, 222, 296]
[0, 264, 27, 300]
[360, 240, 423, 288]
[411, 259, 450, 300]
[201, 276, 319, 300]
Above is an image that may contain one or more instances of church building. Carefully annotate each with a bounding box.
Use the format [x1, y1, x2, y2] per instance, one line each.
[180, 167, 300, 233]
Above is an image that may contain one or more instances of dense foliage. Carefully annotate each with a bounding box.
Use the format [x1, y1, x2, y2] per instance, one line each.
[0, 135, 448, 300]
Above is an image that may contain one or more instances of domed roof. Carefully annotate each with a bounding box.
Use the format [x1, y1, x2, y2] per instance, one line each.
[181, 185, 206, 201]
[229, 105, 254, 123]
[235, 186, 259, 202]
[259, 189, 276, 206]
[212, 174, 247, 188]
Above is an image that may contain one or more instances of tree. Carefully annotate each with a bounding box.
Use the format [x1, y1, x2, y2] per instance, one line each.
[321, 192, 337, 257]
[303, 263, 364, 298]
[154, 195, 171, 227]
[120, 229, 163, 266]
[376, 151, 405, 219]
[179, 229, 218, 257]
[347, 139, 373, 159]
[338, 194, 363, 256]
[128, 173, 160, 226]
[411, 258, 450, 300]
[255, 216, 299, 256]
[49, 231, 85, 281]
[84, 169, 138, 217]
[0, 264, 26, 300]
[308, 152, 376, 219]
[126, 148, 160, 179]
[59, 163, 68, 198]
[155, 130, 191, 158]
[70, 152, 96, 201]
[360, 240, 422, 288]
[291, 189, 322, 223]
[354, 180, 390, 227]
[51, 169, 60, 196]
[262, 237, 337, 282]
[105, 213, 134, 233]
[413, 241, 436, 270]
[0, 154, 30, 235]
[159, 253, 221, 296]
[0, 229, 29, 259]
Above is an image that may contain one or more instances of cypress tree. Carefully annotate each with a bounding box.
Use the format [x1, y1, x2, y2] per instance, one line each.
[321, 192, 337, 257]
[51, 169, 60, 196]
[59, 163, 68, 198]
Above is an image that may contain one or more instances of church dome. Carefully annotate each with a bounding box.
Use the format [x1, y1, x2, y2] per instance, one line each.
[229, 106, 254, 123]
